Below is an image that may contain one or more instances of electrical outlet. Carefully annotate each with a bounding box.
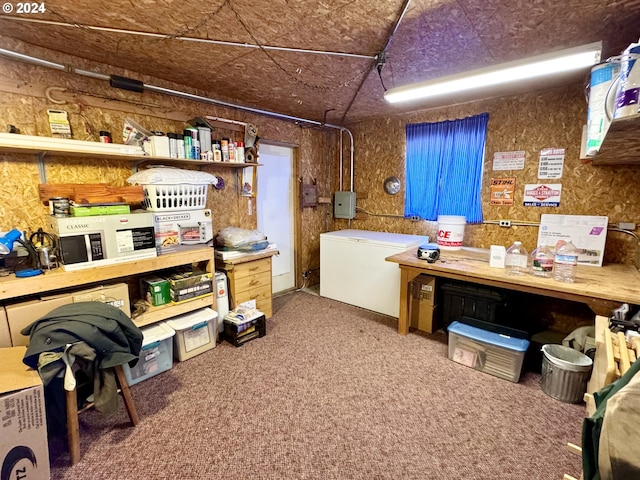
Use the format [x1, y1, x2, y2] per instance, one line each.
[618, 222, 636, 230]
[409, 215, 421, 222]
[499, 220, 511, 227]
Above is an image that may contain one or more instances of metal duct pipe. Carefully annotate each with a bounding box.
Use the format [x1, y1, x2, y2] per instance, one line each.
[0, 46, 355, 193]
[339, 130, 343, 192]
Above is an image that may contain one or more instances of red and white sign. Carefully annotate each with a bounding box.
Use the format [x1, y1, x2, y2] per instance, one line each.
[523, 183, 562, 207]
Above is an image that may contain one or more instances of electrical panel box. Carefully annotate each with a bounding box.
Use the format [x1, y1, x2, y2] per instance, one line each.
[334, 191, 356, 219]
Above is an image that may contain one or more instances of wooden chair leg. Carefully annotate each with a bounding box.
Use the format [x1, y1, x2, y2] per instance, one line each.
[65, 387, 81, 465]
[115, 365, 139, 425]
[65, 365, 140, 465]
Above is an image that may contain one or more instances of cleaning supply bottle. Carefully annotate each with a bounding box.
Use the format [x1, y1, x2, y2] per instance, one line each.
[553, 240, 578, 283]
[530, 243, 554, 277]
[236, 141, 245, 163]
[505, 241, 528, 275]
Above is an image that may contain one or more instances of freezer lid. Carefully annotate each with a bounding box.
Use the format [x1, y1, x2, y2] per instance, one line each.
[320, 229, 428, 248]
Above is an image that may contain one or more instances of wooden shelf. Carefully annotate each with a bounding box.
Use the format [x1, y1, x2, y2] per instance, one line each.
[588, 113, 640, 165]
[0, 133, 259, 169]
[133, 294, 213, 328]
[0, 247, 213, 301]
[135, 158, 260, 169]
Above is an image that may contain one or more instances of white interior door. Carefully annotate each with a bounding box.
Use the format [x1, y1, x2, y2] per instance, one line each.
[257, 144, 295, 293]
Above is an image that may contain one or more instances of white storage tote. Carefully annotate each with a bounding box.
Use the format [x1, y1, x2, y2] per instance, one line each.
[165, 307, 218, 361]
[122, 322, 176, 386]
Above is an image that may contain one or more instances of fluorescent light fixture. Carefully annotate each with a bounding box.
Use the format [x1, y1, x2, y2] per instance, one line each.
[384, 41, 602, 104]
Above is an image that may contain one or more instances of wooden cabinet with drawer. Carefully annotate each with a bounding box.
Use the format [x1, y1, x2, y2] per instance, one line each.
[215, 250, 277, 318]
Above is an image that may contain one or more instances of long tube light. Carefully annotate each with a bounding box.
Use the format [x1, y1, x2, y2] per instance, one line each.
[384, 42, 602, 104]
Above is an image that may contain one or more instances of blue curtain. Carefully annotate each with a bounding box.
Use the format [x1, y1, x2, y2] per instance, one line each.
[404, 112, 489, 223]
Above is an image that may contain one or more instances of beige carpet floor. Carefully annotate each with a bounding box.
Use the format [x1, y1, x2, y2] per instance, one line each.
[48, 290, 585, 479]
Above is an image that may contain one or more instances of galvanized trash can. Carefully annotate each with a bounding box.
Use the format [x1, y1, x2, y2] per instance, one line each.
[540, 344, 593, 403]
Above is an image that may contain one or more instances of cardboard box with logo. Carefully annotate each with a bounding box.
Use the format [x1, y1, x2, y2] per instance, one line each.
[168, 270, 213, 303]
[0, 346, 50, 480]
[48, 212, 157, 271]
[6, 283, 131, 347]
[152, 209, 213, 254]
[141, 276, 171, 306]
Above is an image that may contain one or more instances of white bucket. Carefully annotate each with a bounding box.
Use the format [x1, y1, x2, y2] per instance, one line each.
[437, 215, 466, 250]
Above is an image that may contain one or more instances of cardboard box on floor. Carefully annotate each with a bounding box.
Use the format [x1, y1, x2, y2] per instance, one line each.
[409, 274, 439, 334]
[0, 346, 50, 480]
[6, 283, 131, 346]
[0, 307, 11, 348]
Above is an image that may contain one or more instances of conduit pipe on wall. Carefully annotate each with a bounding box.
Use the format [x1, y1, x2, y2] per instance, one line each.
[0, 47, 355, 191]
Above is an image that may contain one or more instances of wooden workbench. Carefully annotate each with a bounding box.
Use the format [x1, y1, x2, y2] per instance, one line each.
[386, 247, 640, 336]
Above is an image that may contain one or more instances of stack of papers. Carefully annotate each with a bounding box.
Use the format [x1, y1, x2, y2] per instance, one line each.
[224, 301, 263, 325]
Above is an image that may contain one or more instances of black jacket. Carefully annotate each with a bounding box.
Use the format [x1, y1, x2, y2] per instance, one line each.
[21, 301, 143, 370]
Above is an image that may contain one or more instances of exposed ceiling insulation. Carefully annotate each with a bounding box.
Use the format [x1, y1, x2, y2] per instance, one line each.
[0, 0, 639, 125]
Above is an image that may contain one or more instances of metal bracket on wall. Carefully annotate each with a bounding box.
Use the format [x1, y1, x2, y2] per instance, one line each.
[36, 151, 47, 183]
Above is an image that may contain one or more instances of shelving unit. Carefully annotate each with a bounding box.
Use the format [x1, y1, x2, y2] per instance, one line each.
[134, 294, 213, 328]
[0, 133, 260, 182]
[0, 247, 215, 327]
[587, 113, 640, 165]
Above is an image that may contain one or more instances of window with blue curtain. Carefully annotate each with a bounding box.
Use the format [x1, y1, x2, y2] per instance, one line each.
[404, 112, 489, 223]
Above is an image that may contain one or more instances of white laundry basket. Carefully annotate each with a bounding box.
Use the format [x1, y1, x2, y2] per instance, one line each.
[142, 183, 208, 212]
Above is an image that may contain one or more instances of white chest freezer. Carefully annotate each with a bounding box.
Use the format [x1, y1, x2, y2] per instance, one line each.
[320, 229, 428, 317]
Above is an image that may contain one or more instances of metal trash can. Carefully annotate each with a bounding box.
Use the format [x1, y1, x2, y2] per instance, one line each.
[540, 344, 593, 403]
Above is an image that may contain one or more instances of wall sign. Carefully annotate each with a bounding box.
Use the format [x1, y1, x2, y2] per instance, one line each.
[538, 148, 565, 179]
[493, 151, 525, 171]
[523, 183, 562, 207]
[490, 178, 515, 205]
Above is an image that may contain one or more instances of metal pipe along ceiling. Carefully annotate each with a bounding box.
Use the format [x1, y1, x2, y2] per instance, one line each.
[0, 46, 355, 192]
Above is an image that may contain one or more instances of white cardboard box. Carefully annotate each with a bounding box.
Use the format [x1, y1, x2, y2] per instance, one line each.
[48, 212, 157, 271]
[0, 346, 50, 480]
[537, 214, 608, 267]
[152, 209, 213, 254]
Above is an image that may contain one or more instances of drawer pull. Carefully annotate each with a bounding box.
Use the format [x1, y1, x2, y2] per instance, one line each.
[249, 266, 259, 271]
[249, 279, 259, 286]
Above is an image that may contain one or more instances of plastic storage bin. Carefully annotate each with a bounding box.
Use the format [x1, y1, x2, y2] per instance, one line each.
[440, 281, 506, 329]
[122, 322, 175, 386]
[447, 320, 530, 382]
[165, 307, 218, 361]
[141, 183, 208, 212]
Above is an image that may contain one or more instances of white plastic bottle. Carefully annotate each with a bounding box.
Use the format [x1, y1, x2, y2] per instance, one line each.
[505, 241, 528, 275]
[530, 243, 554, 277]
[553, 240, 578, 283]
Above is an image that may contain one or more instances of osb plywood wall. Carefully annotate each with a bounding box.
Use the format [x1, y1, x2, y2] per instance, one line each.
[0, 38, 332, 287]
[339, 84, 640, 267]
